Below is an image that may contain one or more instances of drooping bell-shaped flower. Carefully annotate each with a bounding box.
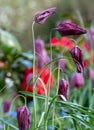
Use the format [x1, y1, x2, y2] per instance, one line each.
[70, 72, 84, 88]
[35, 39, 45, 55]
[3, 100, 11, 113]
[34, 7, 56, 24]
[70, 46, 84, 73]
[17, 106, 30, 130]
[37, 49, 50, 68]
[58, 79, 69, 100]
[56, 21, 87, 36]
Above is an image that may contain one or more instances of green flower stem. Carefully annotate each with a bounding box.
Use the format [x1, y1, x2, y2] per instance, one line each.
[52, 64, 61, 130]
[32, 21, 37, 129]
[44, 29, 54, 130]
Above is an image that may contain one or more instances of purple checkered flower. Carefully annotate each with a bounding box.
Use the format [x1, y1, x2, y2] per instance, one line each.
[56, 21, 87, 36]
[35, 39, 45, 55]
[70, 46, 84, 73]
[37, 49, 50, 68]
[34, 7, 56, 24]
[70, 72, 84, 88]
[3, 100, 11, 113]
[58, 79, 69, 100]
[17, 106, 30, 130]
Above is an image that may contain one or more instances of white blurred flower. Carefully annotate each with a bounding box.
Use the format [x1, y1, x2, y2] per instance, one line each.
[5, 77, 14, 88]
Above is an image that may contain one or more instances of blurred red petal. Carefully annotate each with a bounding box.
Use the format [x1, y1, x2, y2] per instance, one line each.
[50, 37, 60, 46]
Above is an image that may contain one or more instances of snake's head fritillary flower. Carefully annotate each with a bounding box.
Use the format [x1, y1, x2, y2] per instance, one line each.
[70, 46, 84, 73]
[37, 49, 50, 68]
[3, 100, 11, 113]
[35, 39, 45, 54]
[34, 7, 56, 24]
[17, 106, 30, 130]
[70, 72, 84, 88]
[58, 79, 69, 100]
[56, 21, 87, 36]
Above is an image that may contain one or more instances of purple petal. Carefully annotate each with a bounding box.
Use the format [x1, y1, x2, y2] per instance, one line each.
[70, 46, 84, 73]
[58, 79, 69, 99]
[34, 7, 56, 24]
[70, 72, 84, 88]
[56, 21, 87, 36]
[17, 106, 30, 130]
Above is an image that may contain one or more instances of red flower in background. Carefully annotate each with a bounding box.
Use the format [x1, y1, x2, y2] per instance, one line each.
[50, 37, 74, 50]
[60, 37, 74, 50]
[21, 67, 54, 95]
[83, 41, 90, 52]
[82, 41, 92, 67]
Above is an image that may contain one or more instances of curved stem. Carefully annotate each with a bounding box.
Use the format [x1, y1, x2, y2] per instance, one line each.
[32, 21, 37, 129]
[37, 77, 47, 97]
[9, 95, 27, 112]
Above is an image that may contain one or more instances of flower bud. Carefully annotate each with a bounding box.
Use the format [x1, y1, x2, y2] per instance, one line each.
[56, 21, 87, 36]
[70, 46, 84, 73]
[34, 7, 56, 24]
[17, 106, 30, 130]
[3, 100, 11, 113]
[70, 72, 84, 88]
[35, 39, 45, 55]
[58, 79, 69, 100]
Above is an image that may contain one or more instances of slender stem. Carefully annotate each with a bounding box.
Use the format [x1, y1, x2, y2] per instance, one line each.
[4, 124, 6, 130]
[9, 95, 27, 112]
[52, 66, 60, 130]
[32, 21, 37, 129]
[44, 29, 54, 130]
[38, 112, 45, 127]
[37, 77, 47, 97]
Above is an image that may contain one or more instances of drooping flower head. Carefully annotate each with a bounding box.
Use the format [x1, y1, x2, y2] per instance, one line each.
[70, 72, 84, 88]
[34, 7, 56, 24]
[58, 79, 69, 100]
[17, 106, 30, 130]
[35, 39, 45, 54]
[37, 49, 50, 68]
[56, 21, 87, 36]
[70, 46, 84, 73]
[3, 100, 11, 113]
[34, 38, 50, 68]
